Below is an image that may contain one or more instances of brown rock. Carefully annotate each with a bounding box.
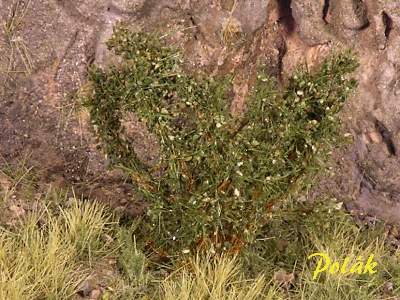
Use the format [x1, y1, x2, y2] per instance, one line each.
[232, 0, 269, 35]
[220, 0, 235, 11]
[330, 0, 369, 36]
[368, 131, 382, 144]
[120, 112, 161, 168]
[9, 204, 26, 218]
[90, 289, 102, 300]
[291, 0, 332, 46]
[273, 269, 295, 286]
[0, 174, 12, 191]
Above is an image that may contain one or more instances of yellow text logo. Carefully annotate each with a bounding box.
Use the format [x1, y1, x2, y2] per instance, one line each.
[307, 252, 378, 280]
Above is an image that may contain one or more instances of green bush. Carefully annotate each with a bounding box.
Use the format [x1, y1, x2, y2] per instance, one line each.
[84, 24, 358, 255]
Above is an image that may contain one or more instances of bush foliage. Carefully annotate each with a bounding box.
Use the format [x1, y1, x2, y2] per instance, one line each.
[84, 25, 358, 255]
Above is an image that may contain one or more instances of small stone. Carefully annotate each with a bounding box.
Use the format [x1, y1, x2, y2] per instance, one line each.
[90, 289, 102, 300]
[361, 133, 370, 144]
[9, 204, 25, 218]
[77, 280, 93, 297]
[0, 174, 11, 191]
[335, 202, 343, 210]
[369, 131, 382, 144]
[273, 269, 295, 286]
[276, 240, 288, 252]
[383, 281, 394, 294]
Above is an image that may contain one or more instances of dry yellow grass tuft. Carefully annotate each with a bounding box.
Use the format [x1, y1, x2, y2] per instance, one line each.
[220, 0, 243, 46]
[0, 195, 114, 300]
[161, 254, 281, 300]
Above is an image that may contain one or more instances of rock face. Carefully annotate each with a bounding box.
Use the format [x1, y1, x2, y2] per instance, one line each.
[232, 0, 270, 35]
[332, 0, 369, 31]
[1, 0, 400, 223]
[291, 0, 333, 46]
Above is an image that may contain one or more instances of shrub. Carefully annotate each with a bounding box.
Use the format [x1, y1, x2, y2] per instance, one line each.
[83, 24, 358, 255]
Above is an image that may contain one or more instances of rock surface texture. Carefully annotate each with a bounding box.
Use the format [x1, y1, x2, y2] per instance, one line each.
[1, 0, 400, 222]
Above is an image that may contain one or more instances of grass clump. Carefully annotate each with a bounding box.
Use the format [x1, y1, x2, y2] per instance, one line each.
[108, 225, 153, 299]
[155, 202, 400, 300]
[0, 197, 115, 300]
[1, 0, 33, 96]
[83, 24, 358, 255]
[117, 225, 149, 284]
[60, 198, 115, 262]
[160, 254, 281, 300]
[240, 199, 400, 299]
[3, 171, 400, 300]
